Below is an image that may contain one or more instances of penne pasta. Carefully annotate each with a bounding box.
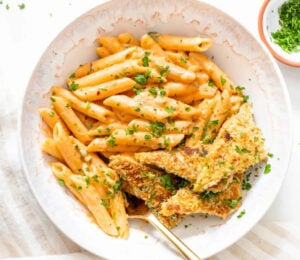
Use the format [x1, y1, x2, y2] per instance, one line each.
[97, 36, 124, 53]
[149, 33, 213, 52]
[51, 96, 92, 144]
[73, 78, 136, 101]
[189, 52, 237, 94]
[96, 46, 111, 58]
[103, 95, 170, 121]
[41, 138, 63, 161]
[52, 86, 114, 122]
[73, 47, 138, 78]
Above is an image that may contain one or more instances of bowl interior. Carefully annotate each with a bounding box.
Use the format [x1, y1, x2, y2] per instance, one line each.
[19, 0, 292, 259]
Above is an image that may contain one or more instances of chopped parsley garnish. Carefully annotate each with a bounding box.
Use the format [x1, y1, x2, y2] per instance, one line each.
[134, 69, 151, 85]
[180, 56, 188, 63]
[158, 65, 170, 77]
[165, 106, 175, 113]
[18, 3, 25, 10]
[142, 51, 150, 67]
[101, 198, 110, 209]
[148, 87, 158, 97]
[160, 174, 176, 192]
[149, 121, 167, 137]
[133, 85, 142, 95]
[264, 163, 271, 174]
[106, 135, 116, 147]
[235, 86, 245, 92]
[207, 120, 219, 127]
[69, 81, 79, 91]
[159, 89, 167, 97]
[113, 180, 123, 192]
[220, 75, 227, 86]
[134, 107, 141, 112]
[237, 209, 246, 218]
[242, 181, 252, 191]
[141, 172, 156, 178]
[267, 152, 274, 158]
[208, 79, 215, 86]
[243, 95, 249, 103]
[125, 124, 138, 135]
[271, 0, 300, 53]
[235, 145, 250, 154]
[202, 135, 213, 144]
[58, 179, 65, 186]
[199, 190, 220, 201]
[144, 134, 151, 140]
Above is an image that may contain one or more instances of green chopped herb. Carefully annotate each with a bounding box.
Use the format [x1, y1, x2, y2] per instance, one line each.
[165, 106, 175, 113]
[125, 124, 138, 135]
[85, 101, 91, 109]
[242, 181, 252, 191]
[85, 176, 91, 187]
[158, 65, 170, 77]
[146, 191, 156, 206]
[202, 135, 213, 144]
[92, 175, 99, 182]
[149, 121, 166, 137]
[220, 75, 227, 86]
[264, 163, 271, 174]
[160, 174, 176, 191]
[235, 86, 245, 92]
[199, 190, 220, 201]
[18, 3, 25, 9]
[77, 186, 82, 192]
[207, 120, 219, 127]
[106, 135, 116, 147]
[134, 73, 148, 85]
[101, 198, 110, 209]
[208, 79, 215, 86]
[235, 145, 250, 154]
[180, 56, 188, 63]
[48, 111, 55, 117]
[133, 85, 142, 95]
[142, 51, 150, 67]
[148, 87, 158, 97]
[243, 95, 249, 102]
[113, 180, 123, 192]
[237, 209, 246, 218]
[69, 81, 79, 91]
[144, 134, 151, 140]
[185, 106, 191, 111]
[141, 172, 156, 178]
[159, 89, 167, 97]
[58, 179, 65, 186]
[5, 4, 9, 10]
[134, 107, 141, 112]
[267, 152, 274, 158]
[271, 0, 300, 53]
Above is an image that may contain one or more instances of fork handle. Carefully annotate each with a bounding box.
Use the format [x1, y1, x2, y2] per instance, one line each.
[148, 214, 201, 260]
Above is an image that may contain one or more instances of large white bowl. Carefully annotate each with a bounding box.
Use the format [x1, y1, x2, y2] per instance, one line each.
[19, 0, 292, 259]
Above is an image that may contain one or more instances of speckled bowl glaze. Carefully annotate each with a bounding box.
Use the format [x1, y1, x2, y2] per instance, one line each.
[19, 0, 292, 259]
[258, 0, 300, 67]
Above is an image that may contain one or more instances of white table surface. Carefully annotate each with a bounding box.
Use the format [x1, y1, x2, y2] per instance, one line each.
[1, 0, 299, 258]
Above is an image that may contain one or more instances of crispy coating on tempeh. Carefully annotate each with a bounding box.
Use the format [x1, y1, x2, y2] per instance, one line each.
[193, 103, 267, 192]
[160, 174, 243, 218]
[109, 155, 183, 228]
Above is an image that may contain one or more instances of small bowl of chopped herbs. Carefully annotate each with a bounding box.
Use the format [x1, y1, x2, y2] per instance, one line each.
[258, 0, 300, 67]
